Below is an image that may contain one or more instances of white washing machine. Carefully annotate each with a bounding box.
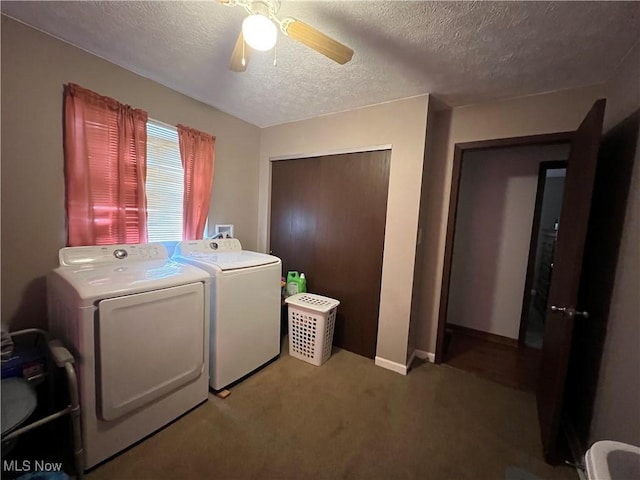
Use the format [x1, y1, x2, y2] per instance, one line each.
[173, 239, 281, 390]
[47, 243, 210, 470]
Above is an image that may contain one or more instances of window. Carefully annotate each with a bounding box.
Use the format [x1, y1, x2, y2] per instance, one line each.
[64, 83, 214, 246]
[146, 120, 184, 242]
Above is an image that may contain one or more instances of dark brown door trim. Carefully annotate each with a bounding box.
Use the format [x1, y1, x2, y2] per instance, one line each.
[517, 160, 568, 346]
[434, 132, 574, 363]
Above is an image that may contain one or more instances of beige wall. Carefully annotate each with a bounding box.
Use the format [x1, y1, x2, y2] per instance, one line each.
[412, 107, 451, 353]
[589, 41, 640, 447]
[415, 84, 606, 353]
[448, 144, 569, 339]
[1, 17, 261, 329]
[408, 97, 442, 361]
[258, 96, 430, 368]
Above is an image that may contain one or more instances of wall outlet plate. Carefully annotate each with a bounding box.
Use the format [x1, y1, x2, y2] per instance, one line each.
[214, 224, 234, 238]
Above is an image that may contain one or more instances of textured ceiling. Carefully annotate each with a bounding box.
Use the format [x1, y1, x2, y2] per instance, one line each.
[2, 1, 638, 127]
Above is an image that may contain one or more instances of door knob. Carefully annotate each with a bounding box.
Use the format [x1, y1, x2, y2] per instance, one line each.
[551, 305, 589, 319]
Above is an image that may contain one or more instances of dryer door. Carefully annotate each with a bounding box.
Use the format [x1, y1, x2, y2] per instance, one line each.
[96, 282, 205, 421]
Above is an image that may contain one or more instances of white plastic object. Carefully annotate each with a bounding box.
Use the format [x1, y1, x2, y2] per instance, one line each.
[285, 293, 340, 366]
[585, 440, 640, 480]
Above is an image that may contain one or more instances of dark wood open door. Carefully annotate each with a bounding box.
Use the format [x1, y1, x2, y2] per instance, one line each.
[536, 99, 606, 463]
[563, 109, 639, 452]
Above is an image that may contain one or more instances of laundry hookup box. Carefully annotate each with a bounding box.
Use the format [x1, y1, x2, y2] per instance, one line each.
[285, 293, 340, 366]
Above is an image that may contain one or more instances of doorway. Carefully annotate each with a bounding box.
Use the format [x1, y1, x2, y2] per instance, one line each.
[520, 162, 567, 350]
[435, 100, 610, 463]
[438, 138, 571, 391]
[269, 149, 391, 359]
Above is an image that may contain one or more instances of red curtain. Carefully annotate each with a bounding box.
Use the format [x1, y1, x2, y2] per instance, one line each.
[177, 125, 215, 240]
[64, 83, 148, 246]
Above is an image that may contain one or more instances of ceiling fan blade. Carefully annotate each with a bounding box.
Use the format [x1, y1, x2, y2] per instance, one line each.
[285, 19, 353, 65]
[229, 31, 251, 72]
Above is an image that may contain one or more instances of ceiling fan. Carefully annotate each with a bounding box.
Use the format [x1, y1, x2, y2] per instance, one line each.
[219, 0, 354, 72]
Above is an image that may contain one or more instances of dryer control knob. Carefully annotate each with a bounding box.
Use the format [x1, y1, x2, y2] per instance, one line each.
[113, 249, 128, 259]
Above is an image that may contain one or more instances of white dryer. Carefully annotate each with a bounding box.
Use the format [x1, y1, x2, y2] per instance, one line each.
[47, 243, 210, 470]
[173, 239, 281, 390]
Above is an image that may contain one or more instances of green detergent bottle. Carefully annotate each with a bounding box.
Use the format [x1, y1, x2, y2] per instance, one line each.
[286, 271, 301, 296]
[299, 273, 307, 293]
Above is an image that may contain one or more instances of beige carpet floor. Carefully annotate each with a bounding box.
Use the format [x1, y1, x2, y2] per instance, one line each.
[87, 342, 578, 480]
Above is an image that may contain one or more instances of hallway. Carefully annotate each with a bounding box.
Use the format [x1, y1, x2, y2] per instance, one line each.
[444, 329, 542, 392]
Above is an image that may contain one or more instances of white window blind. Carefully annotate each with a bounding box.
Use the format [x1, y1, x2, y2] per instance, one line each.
[146, 120, 184, 242]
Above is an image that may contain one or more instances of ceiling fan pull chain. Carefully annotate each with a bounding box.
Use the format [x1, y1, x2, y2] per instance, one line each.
[241, 39, 246, 67]
[273, 41, 277, 66]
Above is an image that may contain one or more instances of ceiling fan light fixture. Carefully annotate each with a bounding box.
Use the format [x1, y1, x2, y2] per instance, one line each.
[242, 13, 277, 51]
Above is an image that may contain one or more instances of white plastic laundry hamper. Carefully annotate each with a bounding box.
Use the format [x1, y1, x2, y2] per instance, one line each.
[285, 293, 340, 366]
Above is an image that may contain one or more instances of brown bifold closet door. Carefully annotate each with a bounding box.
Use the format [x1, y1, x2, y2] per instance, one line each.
[270, 150, 391, 359]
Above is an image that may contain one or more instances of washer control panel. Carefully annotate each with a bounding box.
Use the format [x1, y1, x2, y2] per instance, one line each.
[208, 239, 242, 251]
[59, 243, 168, 266]
[176, 238, 242, 256]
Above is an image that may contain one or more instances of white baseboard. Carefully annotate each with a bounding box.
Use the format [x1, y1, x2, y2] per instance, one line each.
[375, 349, 436, 375]
[414, 349, 435, 363]
[375, 356, 409, 375]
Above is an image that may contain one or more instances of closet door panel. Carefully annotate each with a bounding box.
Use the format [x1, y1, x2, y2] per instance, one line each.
[270, 150, 390, 359]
